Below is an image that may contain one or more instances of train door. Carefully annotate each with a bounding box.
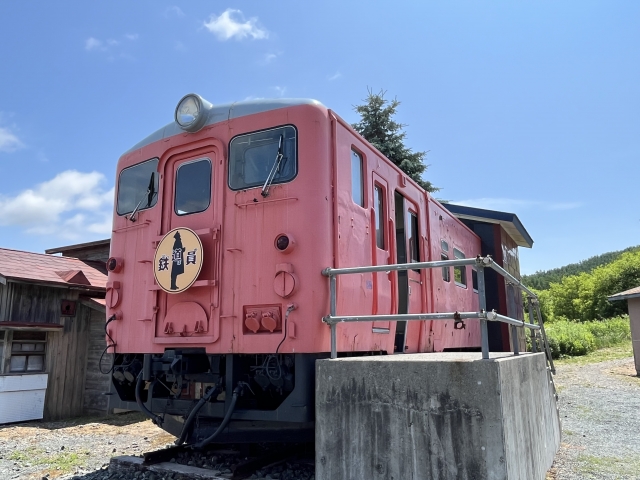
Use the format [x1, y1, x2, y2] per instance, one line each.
[155, 147, 222, 343]
[393, 192, 423, 353]
[371, 176, 393, 336]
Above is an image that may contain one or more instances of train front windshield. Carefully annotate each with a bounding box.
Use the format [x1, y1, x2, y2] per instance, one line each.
[116, 158, 159, 215]
[228, 125, 297, 190]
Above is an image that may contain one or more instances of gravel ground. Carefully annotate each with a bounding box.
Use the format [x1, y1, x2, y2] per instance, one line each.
[548, 352, 640, 480]
[0, 412, 174, 480]
[2, 352, 637, 480]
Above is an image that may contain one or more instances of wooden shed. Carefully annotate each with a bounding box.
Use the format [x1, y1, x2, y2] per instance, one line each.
[608, 285, 640, 376]
[0, 245, 109, 423]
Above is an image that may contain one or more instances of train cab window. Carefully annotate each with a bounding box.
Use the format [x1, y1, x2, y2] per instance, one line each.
[441, 240, 450, 282]
[453, 248, 467, 288]
[175, 159, 212, 215]
[408, 212, 420, 269]
[374, 185, 385, 249]
[117, 158, 159, 216]
[228, 125, 297, 190]
[351, 150, 364, 207]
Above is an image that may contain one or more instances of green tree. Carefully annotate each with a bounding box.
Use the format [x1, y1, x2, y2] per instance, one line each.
[522, 245, 640, 290]
[352, 89, 438, 193]
[541, 250, 640, 322]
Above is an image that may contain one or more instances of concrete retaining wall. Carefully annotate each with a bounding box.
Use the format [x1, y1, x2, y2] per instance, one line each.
[315, 352, 560, 480]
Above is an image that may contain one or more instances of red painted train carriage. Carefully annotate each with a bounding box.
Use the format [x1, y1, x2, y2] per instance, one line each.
[106, 94, 516, 444]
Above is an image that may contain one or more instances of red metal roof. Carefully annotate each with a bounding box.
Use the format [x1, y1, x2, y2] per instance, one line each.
[0, 248, 106, 289]
[608, 285, 640, 302]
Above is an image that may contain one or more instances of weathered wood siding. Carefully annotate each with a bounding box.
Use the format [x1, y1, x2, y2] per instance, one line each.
[42, 303, 91, 420]
[0, 282, 72, 324]
[83, 307, 111, 415]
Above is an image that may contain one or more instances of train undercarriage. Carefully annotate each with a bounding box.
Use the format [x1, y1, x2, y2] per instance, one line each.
[109, 351, 327, 445]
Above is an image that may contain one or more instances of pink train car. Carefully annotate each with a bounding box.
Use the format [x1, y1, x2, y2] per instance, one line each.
[105, 95, 497, 443]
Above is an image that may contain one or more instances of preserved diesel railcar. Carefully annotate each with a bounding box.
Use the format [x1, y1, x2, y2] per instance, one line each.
[106, 94, 484, 444]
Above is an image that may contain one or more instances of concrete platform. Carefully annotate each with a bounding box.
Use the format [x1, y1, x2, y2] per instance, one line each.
[315, 352, 560, 480]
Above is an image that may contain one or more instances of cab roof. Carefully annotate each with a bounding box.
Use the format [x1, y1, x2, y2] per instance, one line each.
[124, 98, 324, 155]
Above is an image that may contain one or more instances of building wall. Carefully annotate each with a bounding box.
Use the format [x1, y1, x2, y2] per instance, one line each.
[0, 282, 70, 324]
[0, 282, 109, 421]
[83, 307, 111, 415]
[43, 304, 91, 420]
[500, 229, 527, 353]
[628, 298, 640, 375]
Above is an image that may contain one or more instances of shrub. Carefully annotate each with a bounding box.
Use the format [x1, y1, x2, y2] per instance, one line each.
[585, 315, 631, 349]
[543, 316, 630, 359]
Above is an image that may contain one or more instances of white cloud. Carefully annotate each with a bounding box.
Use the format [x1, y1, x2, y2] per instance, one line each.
[272, 86, 287, 97]
[165, 6, 185, 18]
[327, 71, 342, 81]
[0, 126, 23, 152]
[452, 197, 583, 212]
[85, 37, 104, 51]
[85, 34, 138, 56]
[204, 9, 268, 41]
[0, 170, 114, 240]
[263, 53, 277, 64]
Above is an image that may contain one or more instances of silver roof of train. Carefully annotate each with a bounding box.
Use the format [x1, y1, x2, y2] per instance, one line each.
[124, 98, 324, 155]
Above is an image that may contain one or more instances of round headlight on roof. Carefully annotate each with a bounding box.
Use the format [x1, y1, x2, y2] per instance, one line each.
[174, 93, 213, 133]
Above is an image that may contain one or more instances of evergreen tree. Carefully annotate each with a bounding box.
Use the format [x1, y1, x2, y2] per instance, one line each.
[352, 89, 438, 192]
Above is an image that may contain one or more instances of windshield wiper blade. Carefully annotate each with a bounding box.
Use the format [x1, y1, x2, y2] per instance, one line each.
[128, 173, 156, 222]
[261, 135, 284, 198]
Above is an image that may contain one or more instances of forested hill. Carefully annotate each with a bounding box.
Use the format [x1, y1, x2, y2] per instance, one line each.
[523, 245, 640, 290]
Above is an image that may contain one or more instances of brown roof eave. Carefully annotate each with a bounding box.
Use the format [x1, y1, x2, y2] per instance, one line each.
[0, 322, 63, 331]
[5, 277, 106, 294]
[607, 293, 640, 302]
[45, 238, 111, 255]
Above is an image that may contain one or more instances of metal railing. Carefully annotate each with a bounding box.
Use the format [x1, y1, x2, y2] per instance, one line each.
[322, 256, 555, 374]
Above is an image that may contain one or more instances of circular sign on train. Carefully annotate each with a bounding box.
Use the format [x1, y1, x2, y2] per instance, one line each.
[153, 227, 203, 294]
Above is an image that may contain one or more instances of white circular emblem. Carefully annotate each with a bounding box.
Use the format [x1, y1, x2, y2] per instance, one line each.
[153, 227, 203, 294]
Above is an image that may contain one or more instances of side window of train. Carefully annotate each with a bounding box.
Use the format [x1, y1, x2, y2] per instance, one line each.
[228, 125, 297, 190]
[374, 184, 385, 249]
[175, 158, 212, 215]
[453, 248, 467, 288]
[351, 149, 364, 207]
[472, 268, 479, 293]
[441, 240, 450, 282]
[116, 158, 159, 216]
[408, 212, 420, 271]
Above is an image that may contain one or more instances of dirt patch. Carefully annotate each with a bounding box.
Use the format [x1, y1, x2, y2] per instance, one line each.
[608, 362, 639, 379]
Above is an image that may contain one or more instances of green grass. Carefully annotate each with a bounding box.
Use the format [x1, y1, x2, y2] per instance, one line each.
[544, 316, 631, 359]
[46, 451, 85, 471]
[554, 340, 633, 366]
[8, 447, 87, 474]
[8, 447, 43, 462]
[577, 453, 640, 477]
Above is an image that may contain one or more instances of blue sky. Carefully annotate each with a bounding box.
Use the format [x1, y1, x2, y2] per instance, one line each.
[0, 1, 638, 274]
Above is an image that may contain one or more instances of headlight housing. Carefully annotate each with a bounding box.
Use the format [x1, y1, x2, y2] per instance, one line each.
[174, 93, 212, 133]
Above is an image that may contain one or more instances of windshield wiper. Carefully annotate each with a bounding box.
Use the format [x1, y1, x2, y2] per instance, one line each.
[128, 172, 156, 222]
[261, 135, 284, 198]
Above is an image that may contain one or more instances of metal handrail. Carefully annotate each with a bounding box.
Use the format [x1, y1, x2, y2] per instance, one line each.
[322, 255, 552, 365]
